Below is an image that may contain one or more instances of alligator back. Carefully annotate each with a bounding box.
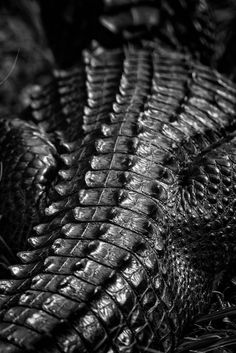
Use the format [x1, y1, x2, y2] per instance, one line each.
[0, 41, 236, 353]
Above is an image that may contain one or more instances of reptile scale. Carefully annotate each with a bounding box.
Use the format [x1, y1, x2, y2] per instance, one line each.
[0, 0, 236, 352]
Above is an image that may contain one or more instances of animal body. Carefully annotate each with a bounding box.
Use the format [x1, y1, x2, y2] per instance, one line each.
[0, 1, 236, 352]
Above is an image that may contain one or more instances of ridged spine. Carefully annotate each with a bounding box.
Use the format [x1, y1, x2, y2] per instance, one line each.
[0, 43, 236, 353]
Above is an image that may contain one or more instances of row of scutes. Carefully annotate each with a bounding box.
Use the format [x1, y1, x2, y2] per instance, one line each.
[0, 44, 168, 353]
[1, 42, 236, 352]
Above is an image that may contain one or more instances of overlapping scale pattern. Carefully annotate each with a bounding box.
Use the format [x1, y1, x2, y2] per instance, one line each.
[0, 42, 236, 353]
[0, 119, 58, 272]
[29, 66, 86, 142]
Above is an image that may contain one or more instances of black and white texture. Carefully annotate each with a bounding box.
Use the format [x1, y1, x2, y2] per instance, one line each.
[0, 1, 236, 352]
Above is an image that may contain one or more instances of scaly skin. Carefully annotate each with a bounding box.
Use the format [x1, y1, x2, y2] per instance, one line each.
[0, 41, 236, 352]
[0, 118, 58, 276]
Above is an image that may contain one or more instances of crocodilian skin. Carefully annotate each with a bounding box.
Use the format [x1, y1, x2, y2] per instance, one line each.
[1, 2, 236, 353]
[0, 40, 236, 353]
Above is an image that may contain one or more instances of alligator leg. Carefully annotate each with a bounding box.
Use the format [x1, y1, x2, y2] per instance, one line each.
[0, 118, 59, 271]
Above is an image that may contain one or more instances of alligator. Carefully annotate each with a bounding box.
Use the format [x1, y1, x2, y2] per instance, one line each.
[0, 1, 236, 352]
